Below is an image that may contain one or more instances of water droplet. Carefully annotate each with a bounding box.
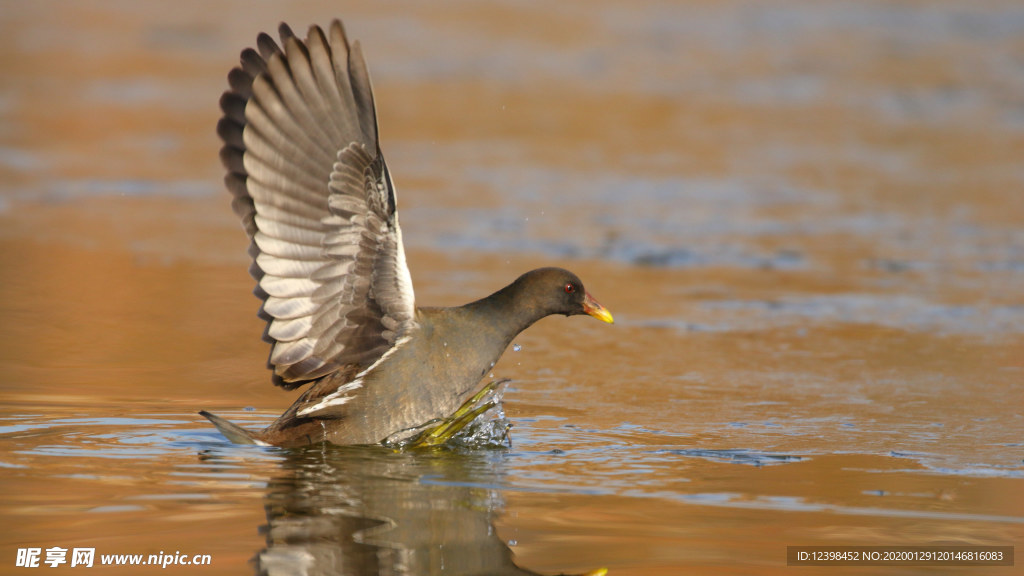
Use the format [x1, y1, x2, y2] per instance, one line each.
[508, 539, 517, 547]
[489, 373, 494, 378]
[512, 344, 521, 352]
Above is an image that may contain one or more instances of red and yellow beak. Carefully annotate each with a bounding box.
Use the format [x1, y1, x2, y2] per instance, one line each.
[582, 292, 614, 324]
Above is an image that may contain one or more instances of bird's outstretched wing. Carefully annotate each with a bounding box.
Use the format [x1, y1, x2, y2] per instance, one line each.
[217, 20, 415, 389]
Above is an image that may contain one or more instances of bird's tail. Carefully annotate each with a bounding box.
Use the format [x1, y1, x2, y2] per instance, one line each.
[199, 410, 262, 445]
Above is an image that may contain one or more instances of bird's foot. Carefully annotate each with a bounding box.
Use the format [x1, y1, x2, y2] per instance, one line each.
[385, 379, 511, 449]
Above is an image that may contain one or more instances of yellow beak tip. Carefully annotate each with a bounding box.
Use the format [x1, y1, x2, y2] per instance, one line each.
[582, 292, 614, 324]
[588, 308, 615, 324]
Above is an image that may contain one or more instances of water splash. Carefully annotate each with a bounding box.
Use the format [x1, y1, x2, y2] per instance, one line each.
[449, 400, 512, 449]
[383, 380, 512, 450]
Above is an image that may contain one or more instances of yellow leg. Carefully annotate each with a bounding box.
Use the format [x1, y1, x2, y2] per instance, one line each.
[411, 400, 498, 448]
[389, 379, 509, 449]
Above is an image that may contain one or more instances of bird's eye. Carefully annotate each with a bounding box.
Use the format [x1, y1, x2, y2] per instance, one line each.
[564, 283, 576, 294]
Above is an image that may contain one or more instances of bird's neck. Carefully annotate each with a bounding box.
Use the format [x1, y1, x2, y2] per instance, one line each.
[460, 280, 547, 339]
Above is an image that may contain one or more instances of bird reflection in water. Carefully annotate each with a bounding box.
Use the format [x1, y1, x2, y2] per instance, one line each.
[253, 444, 605, 576]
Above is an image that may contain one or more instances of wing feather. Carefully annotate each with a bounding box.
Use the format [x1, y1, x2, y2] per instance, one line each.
[219, 20, 416, 390]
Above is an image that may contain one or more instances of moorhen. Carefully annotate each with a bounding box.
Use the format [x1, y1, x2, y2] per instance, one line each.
[200, 19, 613, 447]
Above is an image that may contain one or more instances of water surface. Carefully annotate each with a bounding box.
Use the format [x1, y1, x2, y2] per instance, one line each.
[2, 1, 1022, 574]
